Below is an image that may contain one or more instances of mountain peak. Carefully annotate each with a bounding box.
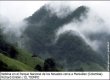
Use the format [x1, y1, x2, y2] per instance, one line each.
[23, 4, 106, 71]
[26, 5, 89, 23]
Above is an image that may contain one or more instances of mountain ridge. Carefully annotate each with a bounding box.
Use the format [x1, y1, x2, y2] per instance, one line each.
[23, 5, 107, 71]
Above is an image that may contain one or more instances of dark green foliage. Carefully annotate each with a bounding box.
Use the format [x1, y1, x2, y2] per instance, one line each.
[34, 58, 62, 71]
[0, 60, 10, 71]
[0, 60, 20, 71]
[0, 39, 18, 58]
[0, 27, 18, 58]
[43, 58, 56, 71]
[35, 65, 42, 71]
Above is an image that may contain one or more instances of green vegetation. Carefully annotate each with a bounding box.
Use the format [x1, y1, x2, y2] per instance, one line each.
[16, 48, 44, 69]
[43, 58, 57, 71]
[0, 53, 34, 71]
[0, 27, 44, 71]
[0, 28, 18, 58]
[34, 58, 63, 71]
[0, 42, 45, 71]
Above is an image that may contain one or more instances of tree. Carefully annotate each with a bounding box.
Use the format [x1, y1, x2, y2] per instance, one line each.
[35, 65, 42, 71]
[43, 58, 56, 71]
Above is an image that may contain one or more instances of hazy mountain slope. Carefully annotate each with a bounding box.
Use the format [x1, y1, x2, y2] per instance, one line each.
[23, 5, 107, 71]
[50, 31, 105, 71]
[0, 53, 34, 71]
[0, 28, 18, 58]
[0, 27, 44, 71]
[24, 5, 89, 57]
[16, 48, 44, 68]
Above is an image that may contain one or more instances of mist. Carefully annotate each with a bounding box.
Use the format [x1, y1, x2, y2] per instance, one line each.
[55, 10, 106, 51]
[45, 2, 110, 52]
[0, 1, 110, 52]
[0, 15, 27, 47]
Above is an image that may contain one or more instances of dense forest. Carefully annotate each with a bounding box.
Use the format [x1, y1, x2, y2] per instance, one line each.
[0, 4, 109, 71]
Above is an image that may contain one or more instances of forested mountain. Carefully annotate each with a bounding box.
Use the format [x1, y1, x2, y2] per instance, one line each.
[0, 3, 109, 71]
[22, 5, 108, 71]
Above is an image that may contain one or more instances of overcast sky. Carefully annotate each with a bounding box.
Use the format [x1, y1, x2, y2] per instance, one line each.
[0, 1, 49, 22]
[0, 1, 110, 23]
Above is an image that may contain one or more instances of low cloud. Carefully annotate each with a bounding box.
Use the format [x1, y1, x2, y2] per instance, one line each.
[0, 15, 27, 45]
[53, 5, 109, 51]
[0, 1, 110, 52]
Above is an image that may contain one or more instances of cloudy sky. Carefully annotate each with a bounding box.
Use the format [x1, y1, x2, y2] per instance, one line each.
[0, 1, 49, 22]
[0, 1, 110, 54]
[0, 1, 110, 23]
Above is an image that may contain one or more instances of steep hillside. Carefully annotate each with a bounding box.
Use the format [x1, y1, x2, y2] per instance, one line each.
[23, 5, 107, 71]
[0, 27, 44, 71]
[0, 4, 108, 71]
[16, 48, 44, 68]
[0, 53, 34, 71]
[24, 6, 89, 58]
[52, 31, 105, 71]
